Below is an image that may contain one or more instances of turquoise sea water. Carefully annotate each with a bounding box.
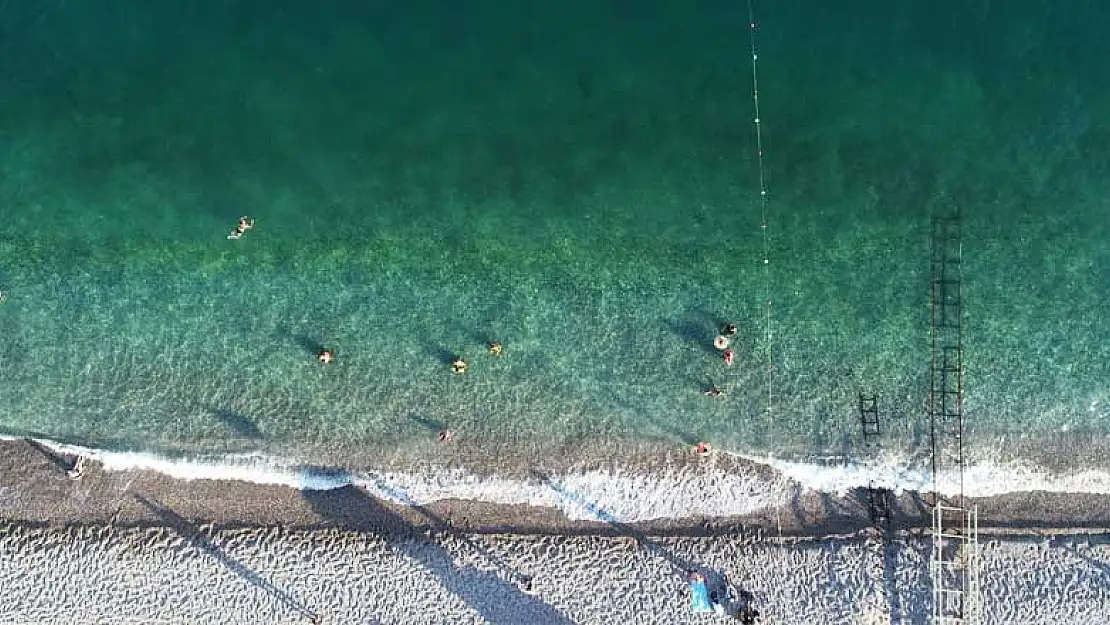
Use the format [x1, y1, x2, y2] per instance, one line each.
[1, 1, 1108, 472]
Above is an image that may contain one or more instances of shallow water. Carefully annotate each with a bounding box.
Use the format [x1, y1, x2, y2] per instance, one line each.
[1, 1, 1108, 472]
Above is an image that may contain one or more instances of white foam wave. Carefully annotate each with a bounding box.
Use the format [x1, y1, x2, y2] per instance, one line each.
[7, 435, 1110, 522]
[755, 453, 1110, 498]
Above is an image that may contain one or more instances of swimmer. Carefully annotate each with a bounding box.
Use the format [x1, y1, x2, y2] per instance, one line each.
[713, 335, 730, 350]
[451, 358, 468, 374]
[227, 216, 256, 240]
[437, 429, 454, 443]
[317, 348, 335, 364]
[705, 386, 723, 398]
[722, 322, 738, 336]
[723, 349, 735, 366]
[0, 290, 6, 304]
[487, 341, 503, 356]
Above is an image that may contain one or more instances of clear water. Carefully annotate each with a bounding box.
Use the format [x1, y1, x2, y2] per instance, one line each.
[1, 1, 1108, 472]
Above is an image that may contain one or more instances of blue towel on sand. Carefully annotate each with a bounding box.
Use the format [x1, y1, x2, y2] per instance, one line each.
[689, 579, 713, 613]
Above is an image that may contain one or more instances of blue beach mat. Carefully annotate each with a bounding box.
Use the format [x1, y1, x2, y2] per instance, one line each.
[689, 579, 713, 613]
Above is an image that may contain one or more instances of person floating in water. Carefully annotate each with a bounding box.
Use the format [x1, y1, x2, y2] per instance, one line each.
[451, 357, 468, 374]
[714, 335, 730, 350]
[722, 322, 738, 336]
[723, 349, 735, 366]
[227, 216, 255, 240]
[487, 341, 503, 356]
[317, 348, 335, 364]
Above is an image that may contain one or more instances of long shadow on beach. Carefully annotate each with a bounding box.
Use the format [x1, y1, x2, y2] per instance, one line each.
[529, 471, 766, 618]
[303, 485, 575, 625]
[360, 475, 538, 591]
[531, 469, 694, 577]
[23, 438, 76, 473]
[134, 495, 319, 623]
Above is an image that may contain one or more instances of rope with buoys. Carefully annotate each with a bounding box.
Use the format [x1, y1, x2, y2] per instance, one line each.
[748, 3, 791, 617]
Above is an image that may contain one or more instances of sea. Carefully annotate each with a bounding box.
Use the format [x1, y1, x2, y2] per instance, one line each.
[1, 1, 1108, 517]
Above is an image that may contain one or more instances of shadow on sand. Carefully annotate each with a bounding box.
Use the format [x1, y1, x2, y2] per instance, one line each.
[23, 438, 76, 473]
[302, 484, 575, 625]
[531, 469, 696, 577]
[530, 469, 766, 620]
[134, 495, 320, 623]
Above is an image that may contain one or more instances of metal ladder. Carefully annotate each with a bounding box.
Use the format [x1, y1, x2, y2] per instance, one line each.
[931, 505, 980, 624]
[928, 212, 979, 625]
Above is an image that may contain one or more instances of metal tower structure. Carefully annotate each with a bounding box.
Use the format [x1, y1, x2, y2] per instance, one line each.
[928, 211, 980, 624]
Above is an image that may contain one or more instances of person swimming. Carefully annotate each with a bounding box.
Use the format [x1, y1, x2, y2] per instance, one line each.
[227, 216, 255, 240]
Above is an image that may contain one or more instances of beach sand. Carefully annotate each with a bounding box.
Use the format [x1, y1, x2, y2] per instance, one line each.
[3, 438, 1110, 624]
[3, 520, 1110, 624]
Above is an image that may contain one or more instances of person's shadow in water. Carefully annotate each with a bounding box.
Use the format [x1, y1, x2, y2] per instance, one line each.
[302, 484, 576, 625]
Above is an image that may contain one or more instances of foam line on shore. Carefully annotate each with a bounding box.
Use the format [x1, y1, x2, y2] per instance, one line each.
[756, 453, 1110, 498]
[7, 435, 1110, 522]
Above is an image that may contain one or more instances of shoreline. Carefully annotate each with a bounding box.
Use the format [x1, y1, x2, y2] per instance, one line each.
[3, 438, 1109, 538]
[5, 438, 1110, 623]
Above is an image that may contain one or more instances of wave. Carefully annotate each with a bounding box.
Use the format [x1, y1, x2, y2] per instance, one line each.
[5, 434, 1109, 523]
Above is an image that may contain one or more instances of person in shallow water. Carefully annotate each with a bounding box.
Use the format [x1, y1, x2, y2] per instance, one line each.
[487, 341, 503, 356]
[227, 215, 255, 239]
[317, 348, 335, 364]
[451, 357, 468, 374]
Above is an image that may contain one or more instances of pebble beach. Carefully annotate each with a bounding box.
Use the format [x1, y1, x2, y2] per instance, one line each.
[4, 520, 1110, 624]
[3, 439, 1110, 624]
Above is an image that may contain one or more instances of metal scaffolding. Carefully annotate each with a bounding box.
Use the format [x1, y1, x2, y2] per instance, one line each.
[928, 212, 980, 625]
